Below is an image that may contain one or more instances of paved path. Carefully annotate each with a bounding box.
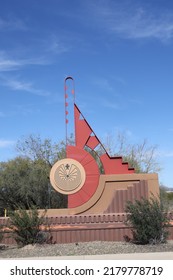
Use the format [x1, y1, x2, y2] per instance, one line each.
[6, 252, 173, 260]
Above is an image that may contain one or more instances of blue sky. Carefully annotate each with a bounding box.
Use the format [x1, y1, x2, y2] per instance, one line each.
[1, 0, 173, 187]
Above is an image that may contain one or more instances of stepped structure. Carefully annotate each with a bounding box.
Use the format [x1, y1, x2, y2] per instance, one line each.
[49, 77, 159, 216]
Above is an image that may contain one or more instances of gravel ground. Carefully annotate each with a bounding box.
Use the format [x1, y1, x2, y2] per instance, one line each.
[0, 241, 173, 258]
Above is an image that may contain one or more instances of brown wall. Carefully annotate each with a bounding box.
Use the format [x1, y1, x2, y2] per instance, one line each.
[0, 173, 162, 245]
[1, 212, 173, 245]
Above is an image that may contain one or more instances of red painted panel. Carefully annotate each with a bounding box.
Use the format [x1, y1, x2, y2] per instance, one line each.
[100, 153, 135, 174]
[74, 105, 92, 148]
[65, 102, 135, 209]
[76, 119, 92, 148]
[86, 136, 99, 150]
[67, 146, 100, 208]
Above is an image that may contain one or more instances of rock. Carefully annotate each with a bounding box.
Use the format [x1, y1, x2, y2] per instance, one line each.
[21, 244, 36, 250]
[0, 244, 6, 250]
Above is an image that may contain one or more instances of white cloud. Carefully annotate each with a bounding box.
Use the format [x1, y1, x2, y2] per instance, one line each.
[47, 35, 70, 54]
[0, 51, 49, 72]
[1, 77, 50, 96]
[0, 51, 50, 96]
[0, 140, 15, 148]
[89, 1, 173, 42]
[0, 57, 22, 71]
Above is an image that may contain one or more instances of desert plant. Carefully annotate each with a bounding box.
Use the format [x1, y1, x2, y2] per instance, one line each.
[160, 186, 173, 211]
[9, 206, 48, 246]
[125, 196, 170, 244]
[0, 225, 4, 243]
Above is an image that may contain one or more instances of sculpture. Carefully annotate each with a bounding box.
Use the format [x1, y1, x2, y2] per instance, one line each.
[49, 77, 159, 216]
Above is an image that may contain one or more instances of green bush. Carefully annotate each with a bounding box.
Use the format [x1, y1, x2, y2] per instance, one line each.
[160, 187, 173, 211]
[9, 207, 49, 246]
[0, 225, 4, 243]
[125, 196, 170, 244]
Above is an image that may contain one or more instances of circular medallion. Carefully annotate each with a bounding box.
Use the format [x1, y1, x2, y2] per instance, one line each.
[50, 158, 86, 194]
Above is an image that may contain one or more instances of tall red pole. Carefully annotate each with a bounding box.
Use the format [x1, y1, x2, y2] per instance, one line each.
[64, 76, 75, 153]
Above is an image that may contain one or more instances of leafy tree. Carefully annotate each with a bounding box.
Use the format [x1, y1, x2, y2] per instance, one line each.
[0, 134, 76, 213]
[0, 157, 67, 212]
[16, 134, 66, 166]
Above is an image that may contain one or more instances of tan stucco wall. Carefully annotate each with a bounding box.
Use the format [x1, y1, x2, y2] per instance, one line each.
[43, 173, 159, 216]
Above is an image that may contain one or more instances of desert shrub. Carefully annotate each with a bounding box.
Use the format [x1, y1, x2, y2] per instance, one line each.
[0, 225, 4, 243]
[125, 196, 170, 244]
[160, 187, 173, 211]
[9, 207, 48, 246]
